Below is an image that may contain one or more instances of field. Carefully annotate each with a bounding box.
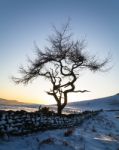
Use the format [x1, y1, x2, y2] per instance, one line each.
[0, 94, 119, 150]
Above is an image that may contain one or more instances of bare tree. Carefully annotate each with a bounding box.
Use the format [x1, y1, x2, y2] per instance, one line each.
[12, 23, 109, 115]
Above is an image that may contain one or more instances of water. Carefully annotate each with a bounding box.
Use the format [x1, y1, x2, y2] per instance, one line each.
[0, 104, 81, 113]
[0, 104, 39, 112]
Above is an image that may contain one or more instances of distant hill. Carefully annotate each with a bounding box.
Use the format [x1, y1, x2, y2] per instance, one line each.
[67, 94, 119, 111]
[0, 98, 28, 105]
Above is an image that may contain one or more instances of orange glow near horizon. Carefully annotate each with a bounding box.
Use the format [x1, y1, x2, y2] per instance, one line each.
[0, 94, 51, 105]
[0, 77, 56, 105]
[0, 71, 118, 105]
[0, 86, 54, 105]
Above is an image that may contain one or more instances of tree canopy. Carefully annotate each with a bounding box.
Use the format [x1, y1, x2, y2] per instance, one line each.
[12, 23, 109, 115]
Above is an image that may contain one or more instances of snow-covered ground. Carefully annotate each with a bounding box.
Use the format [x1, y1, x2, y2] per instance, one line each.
[0, 111, 119, 150]
[66, 94, 119, 112]
[0, 94, 119, 150]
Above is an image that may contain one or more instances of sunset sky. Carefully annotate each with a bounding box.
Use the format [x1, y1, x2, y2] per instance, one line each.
[0, 0, 119, 104]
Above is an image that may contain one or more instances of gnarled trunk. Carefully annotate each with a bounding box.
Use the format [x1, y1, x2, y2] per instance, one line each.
[57, 105, 62, 116]
[57, 92, 68, 115]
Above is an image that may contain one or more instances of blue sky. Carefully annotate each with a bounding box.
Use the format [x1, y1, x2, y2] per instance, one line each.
[0, 0, 119, 104]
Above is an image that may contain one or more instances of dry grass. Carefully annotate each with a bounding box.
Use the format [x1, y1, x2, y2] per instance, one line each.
[64, 128, 75, 137]
[40, 137, 54, 145]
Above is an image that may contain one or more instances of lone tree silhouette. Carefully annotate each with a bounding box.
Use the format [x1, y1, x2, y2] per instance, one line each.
[12, 23, 109, 115]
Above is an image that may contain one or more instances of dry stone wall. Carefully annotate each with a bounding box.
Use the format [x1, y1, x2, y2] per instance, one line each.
[0, 110, 101, 136]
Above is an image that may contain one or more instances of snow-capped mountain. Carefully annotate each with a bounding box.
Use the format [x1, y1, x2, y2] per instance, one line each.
[67, 94, 119, 111]
[0, 98, 27, 105]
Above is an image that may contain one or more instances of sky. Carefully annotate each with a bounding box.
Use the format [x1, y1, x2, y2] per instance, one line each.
[0, 0, 119, 104]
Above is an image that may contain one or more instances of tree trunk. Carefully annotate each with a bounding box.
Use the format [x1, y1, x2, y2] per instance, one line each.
[57, 105, 62, 116]
[57, 92, 68, 115]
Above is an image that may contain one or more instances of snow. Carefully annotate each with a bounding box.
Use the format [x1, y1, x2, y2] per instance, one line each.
[66, 94, 119, 112]
[0, 94, 119, 150]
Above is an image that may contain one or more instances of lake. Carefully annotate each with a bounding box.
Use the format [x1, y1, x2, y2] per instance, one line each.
[0, 104, 39, 112]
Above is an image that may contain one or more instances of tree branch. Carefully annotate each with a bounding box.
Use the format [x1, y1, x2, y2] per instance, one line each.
[71, 90, 90, 93]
